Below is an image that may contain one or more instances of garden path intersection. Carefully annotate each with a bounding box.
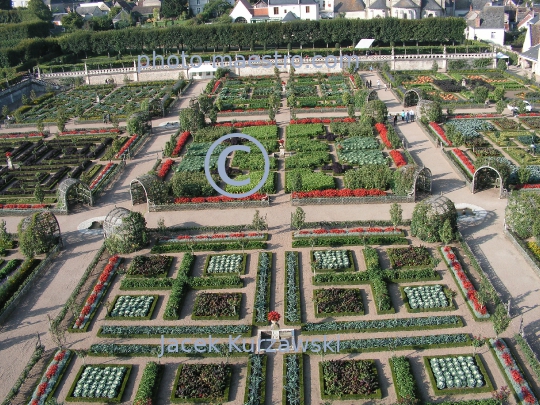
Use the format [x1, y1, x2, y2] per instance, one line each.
[0, 73, 539, 404]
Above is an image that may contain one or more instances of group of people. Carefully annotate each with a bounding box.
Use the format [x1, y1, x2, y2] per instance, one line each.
[365, 79, 388, 91]
[392, 109, 415, 126]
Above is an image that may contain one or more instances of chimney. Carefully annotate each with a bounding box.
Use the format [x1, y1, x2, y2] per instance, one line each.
[470, 3, 472, 11]
[475, 15, 481, 26]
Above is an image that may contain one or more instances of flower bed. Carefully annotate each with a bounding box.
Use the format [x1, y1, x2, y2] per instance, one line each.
[429, 122, 452, 146]
[387, 246, 433, 268]
[173, 193, 268, 204]
[451, 149, 475, 176]
[213, 120, 276, 128]
[253, 252, 272, 325]
[283, 354, 304, 405]
[290, 117, 355, 124]
[314, 288, 364, 317]
[440, 247, 489, 319]
[157, 159, 174, 178]
[192, 292, 242, 320]
[203, 253, 246, 276]
[60, 129, 121, 136]
[28, 349, 72, 405]
[171, 131, 191, 157]
[425, 355, 492, 394]
[312, 249, 354, 271]
[0, 132, 45, 139]
[320, 360, 381, 399]
[390, 356, 419, 403]
[285, 251, 301, 325]
[402, 285, 450, 311]
[454, 113, 501, 119]
[490, 338, 539, 405]
[126, 255, 172, 278]
[291, 189, 386, 199]
[89, 162, 116, 191]
[338, 149, 386, 165]
[294, 227, 403, 238]
[0, 204, 49, 209]
[171, 363, 231, 403]
[243, 355, 266, 405]
[114, 134, 138, 159]
[375, 123, 392, 148]
[71, 255, 121, 331]
[519, 112, 540, 117]
[106, 295, 158, 319]
[389, 150, 407, 167]
[167, 232, 265, 244]
[66, 365, 131, 402]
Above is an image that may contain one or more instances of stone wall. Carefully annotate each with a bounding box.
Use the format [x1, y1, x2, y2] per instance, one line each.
[0, 81, 49, 113]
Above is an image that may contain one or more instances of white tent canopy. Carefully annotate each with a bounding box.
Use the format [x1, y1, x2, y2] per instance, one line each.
[355, 39, 375, 49]
[495, 52, 509, 59]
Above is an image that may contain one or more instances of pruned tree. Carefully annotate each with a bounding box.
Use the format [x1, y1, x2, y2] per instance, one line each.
[252, 210, 267, 234]
[389, 203, 403, 230]
[291, 207, 306, 231]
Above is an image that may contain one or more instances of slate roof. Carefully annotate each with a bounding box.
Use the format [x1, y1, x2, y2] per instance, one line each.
[454, 0, 470, 9]
[521, 43, 540, 60]
[131, 5, 157, 14]
[529, 23, 540, 47]
[393, 0, 418, 8]
[282, 11, 299, 19]
[368, 0, 388, 9]
[334, 0, 365, 12]
[471, 0, 490, 9]
[477, 5, 505, 28]
[422, 0, 442, 10]
[112, 9, 130, 21]
[236, 0, 252, 10]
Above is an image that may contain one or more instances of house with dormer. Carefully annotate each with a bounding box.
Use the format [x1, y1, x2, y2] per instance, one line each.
[465, 4, 505, 45]
[229, 0, 319, 22]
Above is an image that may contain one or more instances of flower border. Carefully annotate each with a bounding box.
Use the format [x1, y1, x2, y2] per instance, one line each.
[28, 349, 72, 405]
[294, 227, 403, 238]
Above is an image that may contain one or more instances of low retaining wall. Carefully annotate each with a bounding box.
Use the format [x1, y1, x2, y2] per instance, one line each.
[291, 195, 414, 206]
[149, 199, 271, 211]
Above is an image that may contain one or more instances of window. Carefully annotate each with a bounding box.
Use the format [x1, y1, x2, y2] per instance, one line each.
[306, 5, 310, 12]
[322, 1, 325, 7]
[196, 0, 199, 4]
[284, 8, 287, 12]
[197, 7, 200, 12]
[491, 32, 496, 38]
[273, 6, 279, 14]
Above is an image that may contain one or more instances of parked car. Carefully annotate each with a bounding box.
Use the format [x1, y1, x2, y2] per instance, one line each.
[507, 100, 532, 112]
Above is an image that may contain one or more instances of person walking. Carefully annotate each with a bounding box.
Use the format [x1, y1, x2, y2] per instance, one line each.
[409, 109, 415, 122]
[401, 110, 405, 121]
[384, 83, 388, 91]
[366, 81, 369, 88]
[393, 114, 398, 127]
[369, 80, 372, 88]
[377, 80, 380, 89]
[405, 111, 410, 123]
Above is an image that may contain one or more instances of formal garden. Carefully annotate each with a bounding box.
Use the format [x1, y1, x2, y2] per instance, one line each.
[8, 201, 536, 405]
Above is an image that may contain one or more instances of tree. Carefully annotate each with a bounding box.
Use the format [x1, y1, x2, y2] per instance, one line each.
[0, 0, 12, 9]
[495, 99, 506, 114]
[0, 219, 12, 255]
[252, 210, 267, 233]
[34, 182, 45, 204]
[518, 166, 531, 185]
[361, 100, 388, 123]
[389, 203, 403, 230]
[21, 94, 28, 105]
[474, 86, 489, 104]
[421, 101, 443, 123]
[61, 12, 84, 31]
[47, 315, 67, 349]
[291, 207, 306, 231]
[200, 0, 233, 20]
[290, 171, 303, 192]
[161, 0, 187, 18]
[18, 212, 59, 258]
[36, 120, 44, 133]
[431, 60, 439, 73]
[493, 87, 505, 101]
[76, 349, 88, 365]
[2, 105, 8, 118]
[179, 106, 205, 133]
[493, 304, 510, 335]
[27, 0, 53, 21]
[57, 117, 66, 133]
[439, 218, 454, 244]
[497, 58, 507, 71]
[492, 386, 510, 404]
[104, 211, 148, 254]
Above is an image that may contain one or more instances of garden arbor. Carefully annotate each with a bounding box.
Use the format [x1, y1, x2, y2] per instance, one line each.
[56, 178, 93, 213]
[412, 166, 432, 200]
[103, 207, 131, 240]
[472, 166, 505, 198]
[130, 174, 158, 206]
[103, 207, 148, 254]
[411, 195, 458, 243]
[404, 88, 422, 108]
[18, 211, 63, 257]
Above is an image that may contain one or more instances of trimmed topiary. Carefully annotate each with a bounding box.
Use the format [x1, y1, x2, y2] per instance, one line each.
[411, 196, 457, 243]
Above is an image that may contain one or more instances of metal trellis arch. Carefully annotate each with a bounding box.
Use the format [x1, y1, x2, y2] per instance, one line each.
[471, 165, 505, 198]
[129, 174, 158, 206]
[56, 178, 93, 214]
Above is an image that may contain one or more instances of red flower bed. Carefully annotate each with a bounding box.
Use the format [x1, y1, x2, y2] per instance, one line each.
[172, 131, 191, 156]
[211, 79, 222, 94]
[291, 188, 386, 199]
[213, 120, 275, 128]
[520, 184, 540, 189]
[174, 193, 267, 204]
[512, 369, 525, 384]
[0, 204, 48, 209]
[115, 134, 138, 158]
[429, 122, 452, 146]
[452, 148, 475, 174]
[389, 150, 407, 167]
[522, 387, 536, 404]
[290, 117, 355, 124]
[375, 123, 392, 148]
[519, 112, 540, 117]
[89, 162, 114, 190]
[158, 159, 174, 179]
[268, 311, 280, 322]
[454, 113, 500, 119]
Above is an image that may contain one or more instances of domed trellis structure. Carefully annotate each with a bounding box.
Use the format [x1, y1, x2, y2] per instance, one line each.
[56, 178, 93, 214]
[410, 195, 458, 243]
[130, 174, 158, 206]
[103, 207, 131, 240]
[367, 89, 378, 102]
[404, 88, 422, 108]
[19, 211, 63, 250]
[471, 165, 505, 198]
[412, 166, 432, 200]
